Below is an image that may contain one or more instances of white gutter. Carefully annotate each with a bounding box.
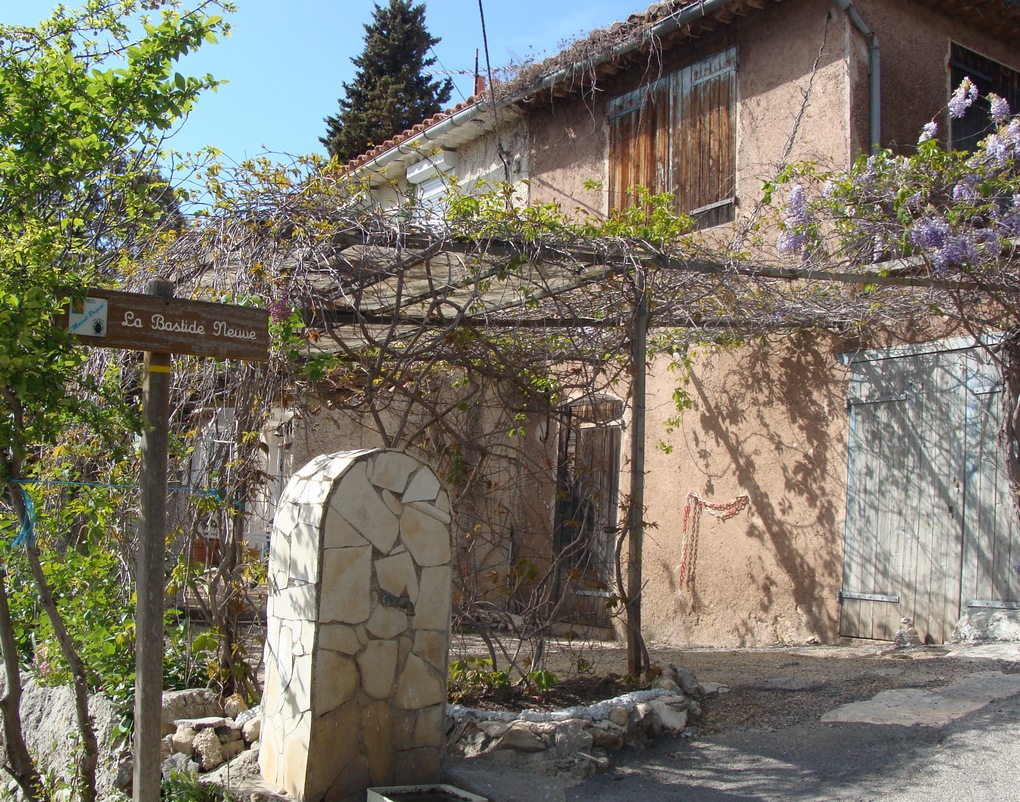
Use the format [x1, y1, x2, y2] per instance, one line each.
[350, 101, 490, 183]
[833, 0, 882, 154]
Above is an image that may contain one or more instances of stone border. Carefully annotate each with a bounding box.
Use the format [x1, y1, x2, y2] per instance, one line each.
[447, 685, 701, 778]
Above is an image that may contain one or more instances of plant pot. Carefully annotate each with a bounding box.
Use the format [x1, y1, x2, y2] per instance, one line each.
[366, 786, 487, 802]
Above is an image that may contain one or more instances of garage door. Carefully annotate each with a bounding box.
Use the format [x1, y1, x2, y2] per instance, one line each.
[840, 338, 1019, 643]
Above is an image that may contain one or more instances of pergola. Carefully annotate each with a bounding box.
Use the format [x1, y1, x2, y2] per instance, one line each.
[150, 181, 1015, 674]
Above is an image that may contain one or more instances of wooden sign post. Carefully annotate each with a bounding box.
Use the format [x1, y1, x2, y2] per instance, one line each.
[61, 281, 269, 802]
[136, 280, 174, 802]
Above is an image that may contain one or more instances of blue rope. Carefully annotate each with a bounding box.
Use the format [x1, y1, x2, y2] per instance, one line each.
[12, 486, 35, 548]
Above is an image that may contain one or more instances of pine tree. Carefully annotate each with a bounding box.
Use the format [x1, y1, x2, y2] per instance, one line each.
[322, 0, 454, 163]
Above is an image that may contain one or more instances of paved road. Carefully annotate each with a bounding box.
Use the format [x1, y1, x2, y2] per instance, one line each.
[448, 643, 1020, 802]
[574, 684, 1020, 801]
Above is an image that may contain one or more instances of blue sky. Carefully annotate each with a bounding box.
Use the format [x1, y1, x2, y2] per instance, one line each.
[8, 0, 646, 163]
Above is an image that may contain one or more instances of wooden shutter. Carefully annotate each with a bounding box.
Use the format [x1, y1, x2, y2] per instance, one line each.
[608, 48, 736, 227]
[608, 79, 671, 212]
[673, 47, 736, 227]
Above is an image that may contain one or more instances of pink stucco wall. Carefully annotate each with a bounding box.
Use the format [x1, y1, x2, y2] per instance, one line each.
[512, 0, 1019, 646]
[527, 0, 857, 220]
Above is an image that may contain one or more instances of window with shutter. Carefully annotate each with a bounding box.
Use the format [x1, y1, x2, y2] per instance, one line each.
[405, 149, 458, 230]
[608, 47, 736, 228]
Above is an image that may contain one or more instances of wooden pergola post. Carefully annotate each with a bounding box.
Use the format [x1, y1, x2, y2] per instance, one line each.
[626, 268, 649, 678]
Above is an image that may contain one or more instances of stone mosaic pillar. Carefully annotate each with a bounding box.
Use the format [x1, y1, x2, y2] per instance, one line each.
[259, 449, 452, 802]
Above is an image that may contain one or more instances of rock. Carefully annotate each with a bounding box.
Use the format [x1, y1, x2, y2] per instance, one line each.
[177, 715, 228, 731]
[554, 720, 593, 756]
[161, 751, 200, 781]
[634, 702, 662, 738]
[608, 706, 631, 728]
[234, 705, 261, 728]
[217, 725, 243, 743]
[224, 693, 249, 719]
[566, 749, 610, 779]
[113, 748, 133, 793]
[589, 721, 626, 751]
[495, 722, 548, 752]
[649, 698, 689, 733]
[171, 725, 197, 756]
[668, 664, 705, 697]
[477, 721, 511, 739]
[241, 716, 262, 745]
[192, 728, 226, 771]
[200, 748, 274, 798]
[222, 738, 246, 762]
[651, 667, 682, 694]
[449, 721, 491, 758]
[162, 689, 221, 736]
[895, 617, 923, 647]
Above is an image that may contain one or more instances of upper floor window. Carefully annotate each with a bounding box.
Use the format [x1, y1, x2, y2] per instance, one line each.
[406, 149, 458, 229]
[608, 47, 736, 229]
[950, 43, 1020, 152]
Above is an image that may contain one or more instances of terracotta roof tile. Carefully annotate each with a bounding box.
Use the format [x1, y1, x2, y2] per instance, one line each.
[343, 97, 486, 173]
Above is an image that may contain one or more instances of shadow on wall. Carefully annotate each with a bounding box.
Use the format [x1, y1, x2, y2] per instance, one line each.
[685, 332, 849, 641]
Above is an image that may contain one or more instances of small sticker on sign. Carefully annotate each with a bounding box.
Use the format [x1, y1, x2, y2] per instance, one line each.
[69, 297, 109, 337]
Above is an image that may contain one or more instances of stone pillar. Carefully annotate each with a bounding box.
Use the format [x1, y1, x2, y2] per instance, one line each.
[259, 449, 452, 802]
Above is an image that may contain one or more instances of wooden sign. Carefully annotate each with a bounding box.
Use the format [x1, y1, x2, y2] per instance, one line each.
[57, 288, 270, 362]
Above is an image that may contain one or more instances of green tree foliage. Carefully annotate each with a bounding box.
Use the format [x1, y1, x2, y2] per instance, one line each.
[0, 2, 231, 799]
[0, 0, 230, 482]
[320, 0, 453, 163]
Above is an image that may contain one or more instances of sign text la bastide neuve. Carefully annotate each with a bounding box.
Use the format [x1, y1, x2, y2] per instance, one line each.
[59, 288, 269, 361]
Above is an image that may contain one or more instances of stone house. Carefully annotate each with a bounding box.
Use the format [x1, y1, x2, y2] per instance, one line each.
[291, 0, 1020, 647]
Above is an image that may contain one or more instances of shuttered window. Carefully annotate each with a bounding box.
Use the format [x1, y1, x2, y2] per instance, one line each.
[608, 47, 736, 228]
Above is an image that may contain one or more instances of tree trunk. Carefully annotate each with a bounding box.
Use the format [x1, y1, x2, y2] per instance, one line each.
[0, 556, 42, 802]
[23, 545, 99, 802]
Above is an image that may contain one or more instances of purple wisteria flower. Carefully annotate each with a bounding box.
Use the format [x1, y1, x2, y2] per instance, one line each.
[933, 235, 977, 274]
[952, 174, 979, 202]
[985, 133, 1010, 167]
[918, 121, 938, 144]
[905, 192, 927, 213]
[852, 156, 879, 189]
[989, 93, 1010, 124]
[910, 216, 977, 275]
[948, 77, 979, 119]
[994, 195, 1020, 237]
[1007, 119, 1020, 154]
[786, 185, 810, 224]
[872, 234, 890, 263]
[778, 184, 815, 260]
[269, 289, 292, 323]
[910, 216, 950, 250]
